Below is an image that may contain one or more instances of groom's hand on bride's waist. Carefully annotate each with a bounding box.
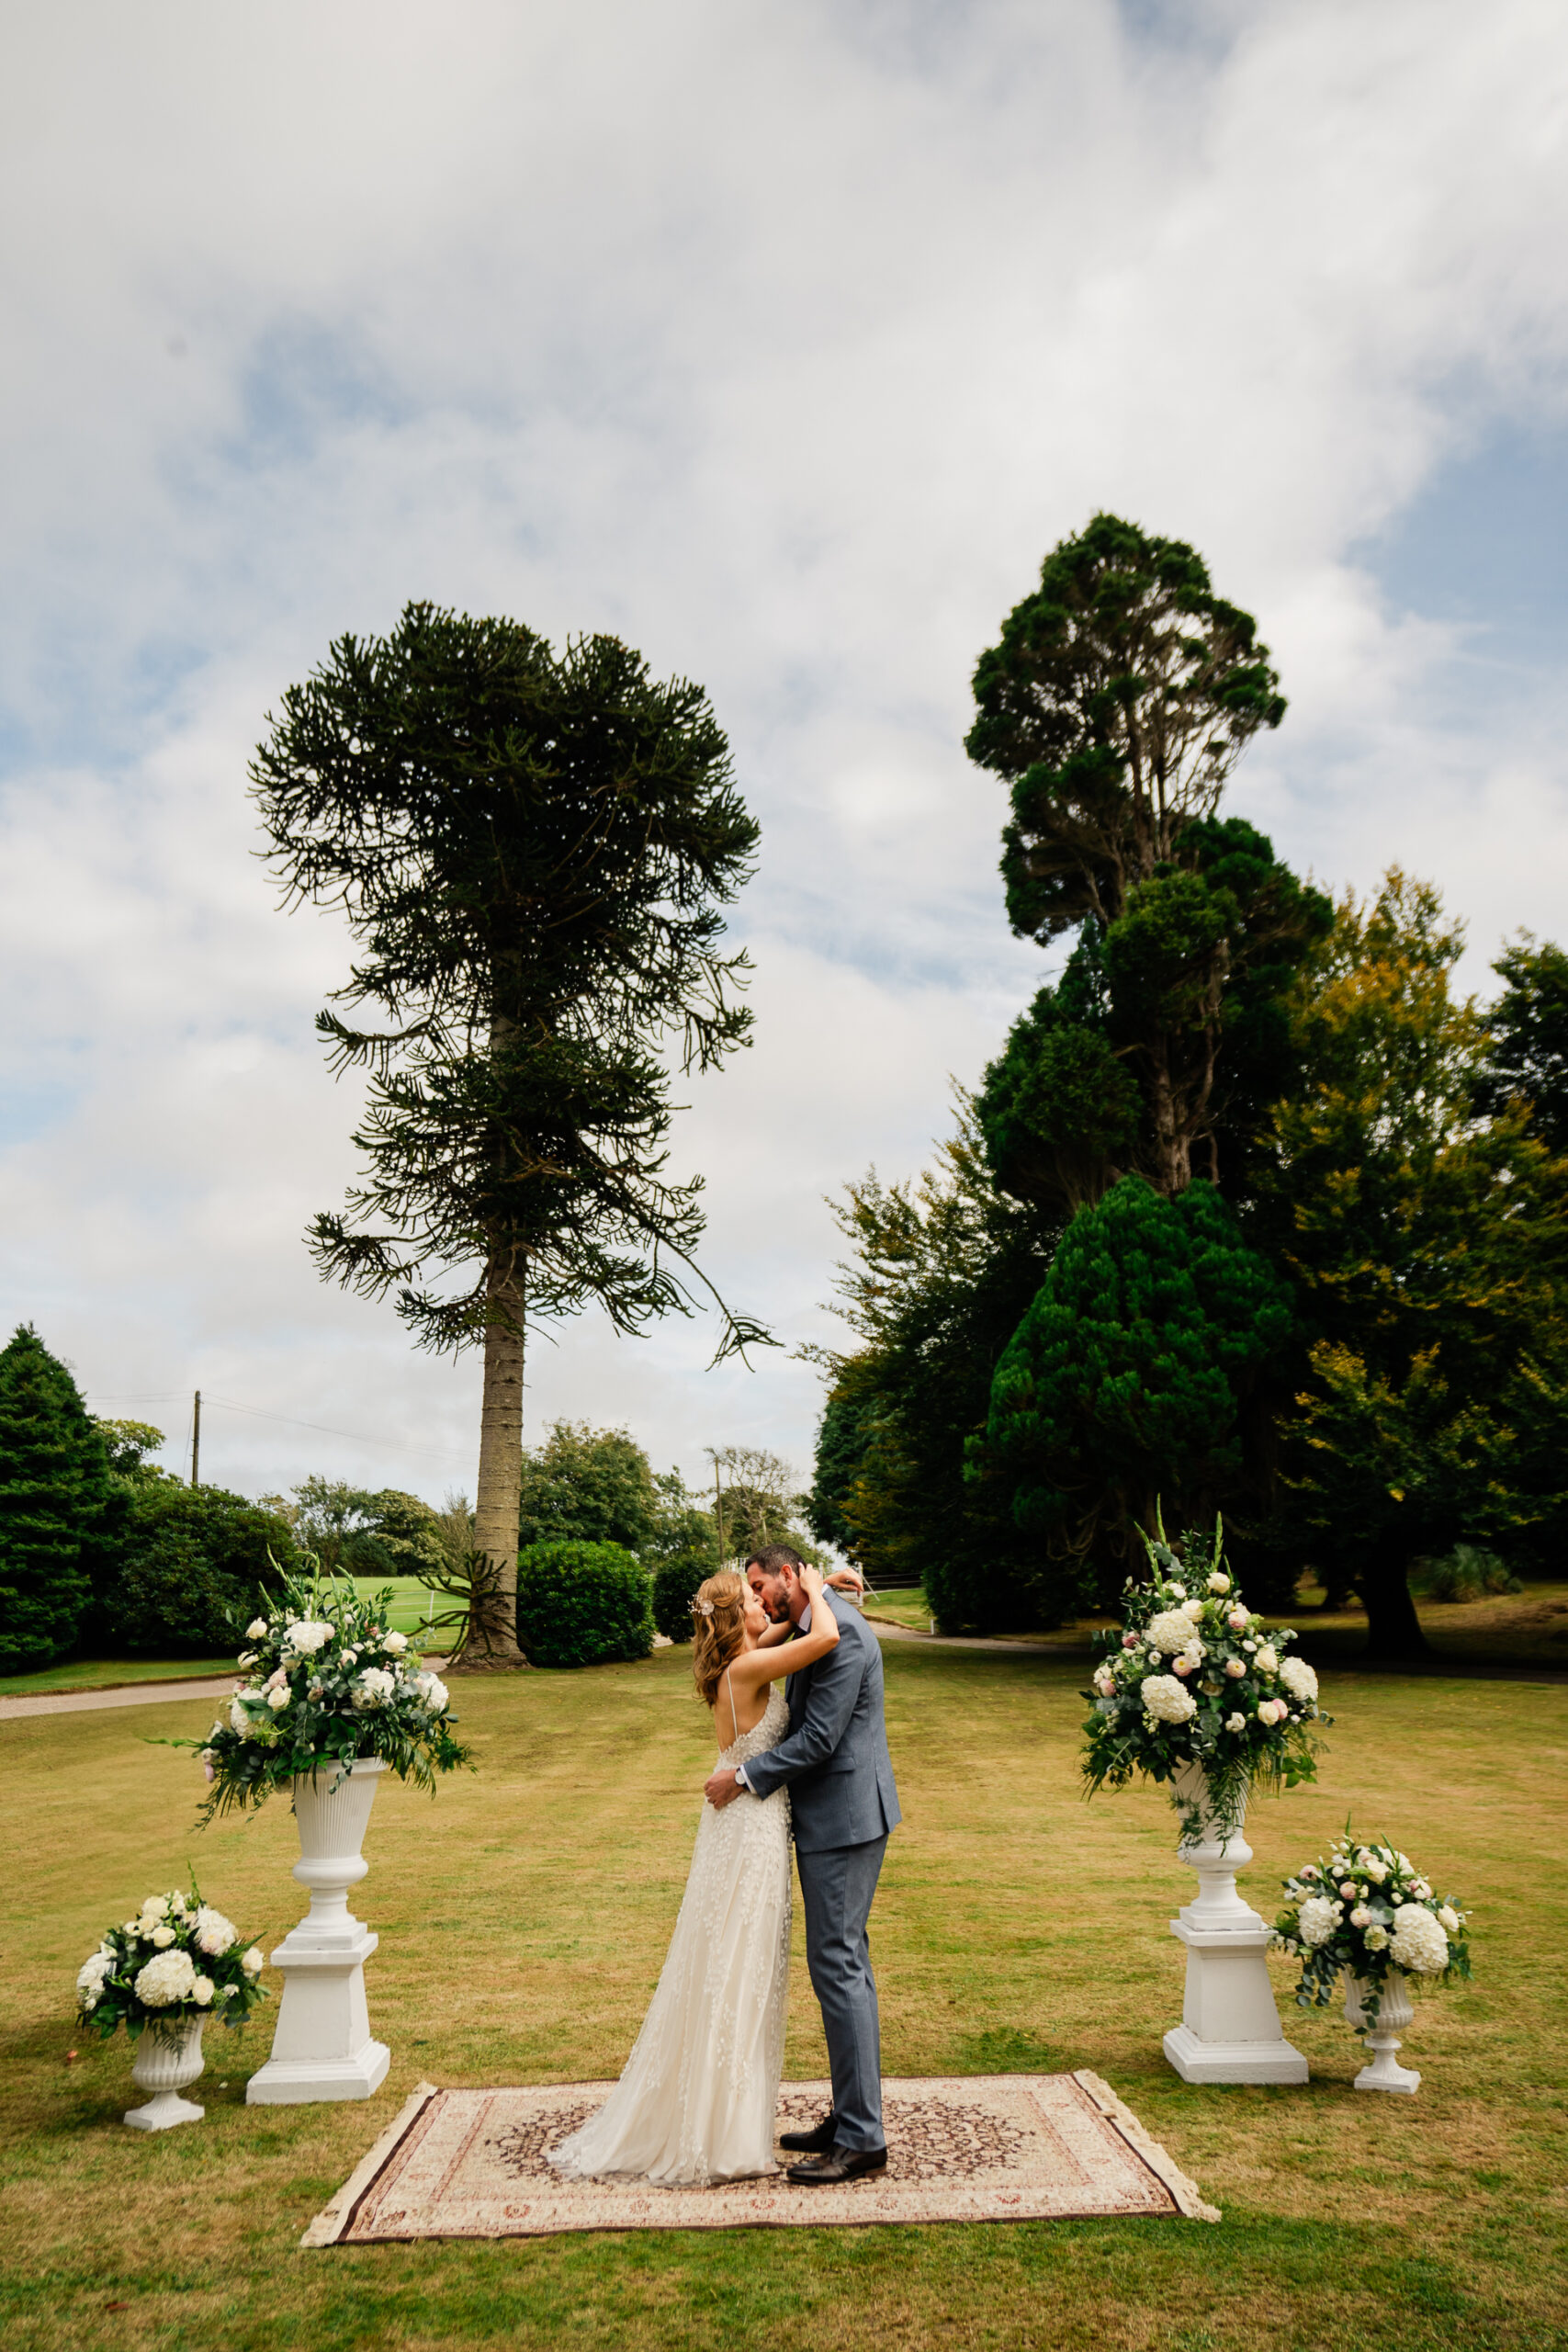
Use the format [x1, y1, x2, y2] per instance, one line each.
[704, 1764, 749, 1809]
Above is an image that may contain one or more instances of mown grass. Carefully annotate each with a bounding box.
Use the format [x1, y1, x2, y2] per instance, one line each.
[4, 1643, 1565, 2351]
[0, 1657, 241, 1698]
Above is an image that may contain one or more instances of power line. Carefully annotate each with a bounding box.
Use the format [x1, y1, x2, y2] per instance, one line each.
[85, 1389, 474, 1470]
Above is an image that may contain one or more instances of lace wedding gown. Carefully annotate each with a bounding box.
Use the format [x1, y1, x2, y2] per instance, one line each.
[547, 1684, 794, 2187]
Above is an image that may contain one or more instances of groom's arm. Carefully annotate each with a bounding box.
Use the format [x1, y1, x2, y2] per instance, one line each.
[737, 1635, 864, 1803]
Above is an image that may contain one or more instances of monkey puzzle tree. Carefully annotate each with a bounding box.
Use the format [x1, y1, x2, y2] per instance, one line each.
[967, 514, 1325, 1210]
[253, 604, 763, 1667]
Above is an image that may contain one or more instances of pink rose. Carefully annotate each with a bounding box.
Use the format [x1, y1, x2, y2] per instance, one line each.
[1224, 1657, 1247, 1679]
[203, 1761, 216, 1783]
[1174, 1656, 1194, 1677]
[1226, 1608, 1247, 1630]
[1121, 1633, 1139, 1650]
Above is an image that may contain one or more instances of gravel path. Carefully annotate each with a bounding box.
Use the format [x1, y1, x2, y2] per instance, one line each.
[0, 1676, 239, 1721]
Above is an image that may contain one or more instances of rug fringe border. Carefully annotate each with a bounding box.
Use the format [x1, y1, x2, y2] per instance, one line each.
[1072, 2069, 1220, 2222]
[301, 2080, 442, 2248]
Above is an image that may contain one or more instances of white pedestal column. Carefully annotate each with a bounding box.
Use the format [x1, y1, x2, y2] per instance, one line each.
[247, 1758, 390, 2105]
[1162, 1764, 1307, 2086]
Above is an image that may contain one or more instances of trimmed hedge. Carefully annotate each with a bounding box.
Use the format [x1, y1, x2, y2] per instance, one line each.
[513, 1538, 655, 1668]
[651, 1549, 713, 1644]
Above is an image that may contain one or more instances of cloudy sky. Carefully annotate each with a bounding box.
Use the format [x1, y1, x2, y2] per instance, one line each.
[3, 0, 1566, 1504]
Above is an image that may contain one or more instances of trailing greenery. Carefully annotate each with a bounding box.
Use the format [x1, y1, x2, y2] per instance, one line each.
[1271, 1827, 1472, 2033]
[0, 1325, 124, 1673]
[173, 1567, 469, 1822]
[513, 1539, 656, 1669]
[981, 1177, 1293, 1589]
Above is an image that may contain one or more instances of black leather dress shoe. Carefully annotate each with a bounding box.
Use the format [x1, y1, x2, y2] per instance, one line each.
[785, 2143, 888, 2185]
[778, 2111, 839, 2154]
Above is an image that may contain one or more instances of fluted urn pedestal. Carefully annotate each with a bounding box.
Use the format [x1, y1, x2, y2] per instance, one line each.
[125, 2017, 206, 2131]
[1346, 1970, 1421, 2093]
[247, 1758, 390, 2105]
[1163, 1763, 1308, 2086]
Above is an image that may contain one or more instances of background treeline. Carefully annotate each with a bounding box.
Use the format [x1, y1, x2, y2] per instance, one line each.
[0, 1329, 818, 1674]
[807, 515, 1568, 1657]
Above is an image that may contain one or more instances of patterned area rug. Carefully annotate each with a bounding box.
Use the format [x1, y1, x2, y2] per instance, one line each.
[303, 2073, 1218, 2242]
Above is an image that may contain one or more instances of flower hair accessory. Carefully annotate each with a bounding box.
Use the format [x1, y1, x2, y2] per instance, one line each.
[692, 1597, 715, 1618]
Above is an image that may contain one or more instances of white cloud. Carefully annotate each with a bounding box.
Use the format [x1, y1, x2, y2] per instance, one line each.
[3, 0, 1567, 1496]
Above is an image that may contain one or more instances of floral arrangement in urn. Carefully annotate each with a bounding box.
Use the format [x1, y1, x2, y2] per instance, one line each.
[75, 1884, 269, 2041]
[1271, 1831, 1472, 2030]
[175, 1567, 469, 1820]
[1081, 1519, 1328, 1838]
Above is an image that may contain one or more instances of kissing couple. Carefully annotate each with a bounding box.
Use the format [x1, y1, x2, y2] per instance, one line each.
[548, 1543, 901, 2187]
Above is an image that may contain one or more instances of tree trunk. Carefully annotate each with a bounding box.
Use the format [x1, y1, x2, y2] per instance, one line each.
[462, 1253, 529, 1669]
[1358, 1555, 1430, 1661]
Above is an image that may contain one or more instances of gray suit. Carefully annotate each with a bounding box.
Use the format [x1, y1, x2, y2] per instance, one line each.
[743, 1604, 900, 2151]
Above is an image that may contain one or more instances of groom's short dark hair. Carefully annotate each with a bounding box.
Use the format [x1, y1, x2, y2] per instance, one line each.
[749, 1542, 806, 1577]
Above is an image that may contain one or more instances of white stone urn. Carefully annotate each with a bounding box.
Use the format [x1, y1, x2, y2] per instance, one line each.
[1344, 1969, 1420, 2093]
[125, 2016, 206, 2132]
[246, 1757, 390, 2105]
[1162, 1760, 1308, 2086]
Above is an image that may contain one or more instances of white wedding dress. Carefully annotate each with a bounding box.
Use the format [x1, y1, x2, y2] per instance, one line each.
[547, 1683, 793, 2187]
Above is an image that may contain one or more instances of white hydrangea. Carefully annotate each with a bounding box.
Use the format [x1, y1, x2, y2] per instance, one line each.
[246, 1618, 269, 1639]
[1390, 1904, 1450, 1975]
[241, 1946, 264, 1978]
[231, 1692, 264, 1734]
[194, 1907, 238, 1958]
[353, 1667, 398, 1711]
[1140, 1674, 1197, 1724]
[1146, 1610, 1201, 1657]
[383, 1631, 409, 1654]
[77, 1952, 112, 1994]
[1279, 1656, 1318, 1702]
[134, 1948, 197, 2007]
[285, 1619, 333, 1656]
[415, 1673, 449, 1713]
[1297, 1896, 1341, 1948]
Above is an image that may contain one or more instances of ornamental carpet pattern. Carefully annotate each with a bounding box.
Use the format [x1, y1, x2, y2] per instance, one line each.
[302, 2072, 1218, 2243]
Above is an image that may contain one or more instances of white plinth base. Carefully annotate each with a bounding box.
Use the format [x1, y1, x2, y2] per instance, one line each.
[1355, 2056, 1420, 2094]
[125, 2091, 205, 2131]
[246, 1921, 389, 2107]
[1165, 1917, 1309, 2086]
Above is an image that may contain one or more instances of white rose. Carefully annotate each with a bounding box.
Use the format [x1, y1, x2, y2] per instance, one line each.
[195, 1907, 238, 1957]
[383, 1631, 408, 1654]
[1390, 1905, 1450, 1975]
[1363, 1925, 1390, 1951]
[246, 1618, 268, 1639]
[1147, 1610, 1200, 1656]
[1411, 1878, 1432, 1900]
[1242, 1638, 1258, 1653]
[1226, 1607, 1248, 1630]
[1093, 1668, 1116, 1697]
[1438, 1905, 1461, 1934]
[1139, 1674, 1197, 1724]
[237, 1651, 257, 1668]
[151, 1925, 175, 1949]
[1279, 1657, 1318, 1702]
[1363, 1858, 1389, 1884]
[1298, 1896, 1339, 1948]
[1338, 1882, 1357, 1899]
[1254, 1644, 1279, 1674]
[1224, 1657, 1247, 1679]
[1167, 1584, 1187, 1600]
[266, 1686, 290, 1712]
[1224, 1713, 1247, 1733]
[1349, 1905, 1371, 1928]
[190, 1976, 215, 2007]
[1180, 1598, 1204, 1622]
[353, 1666, 397, 1712]
[134, 1948, 197, 2007]
[1207, 1572, 1231, 1593]
[241, 1946, 265, 1978]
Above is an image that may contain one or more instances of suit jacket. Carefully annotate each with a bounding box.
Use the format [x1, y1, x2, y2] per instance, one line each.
[742, 1603, 901, 1852]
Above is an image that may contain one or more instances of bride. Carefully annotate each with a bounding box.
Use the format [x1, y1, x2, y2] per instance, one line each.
[547, 1563, 841, 2186]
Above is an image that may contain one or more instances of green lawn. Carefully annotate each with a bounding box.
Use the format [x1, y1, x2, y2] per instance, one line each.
[4, 1643, 1564, 2351]
[0, 1657, 241, 1698]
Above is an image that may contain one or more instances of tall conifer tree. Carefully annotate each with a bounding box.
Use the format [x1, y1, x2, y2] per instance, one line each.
[0, 1326, 122, 1673]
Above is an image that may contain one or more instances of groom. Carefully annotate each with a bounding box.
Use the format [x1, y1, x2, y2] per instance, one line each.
[703, 1542, 901, 2183]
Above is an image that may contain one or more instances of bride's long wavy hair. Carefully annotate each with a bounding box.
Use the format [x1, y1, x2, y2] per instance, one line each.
[691, 1571, 749, 1708]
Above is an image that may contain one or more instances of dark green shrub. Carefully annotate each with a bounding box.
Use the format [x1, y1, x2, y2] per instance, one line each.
[651, 1549, 714, 1643]
[105, 1485, 298, 1653]
[1416, 1544, 1522, 1604]
[514, 1539, 654, 1668]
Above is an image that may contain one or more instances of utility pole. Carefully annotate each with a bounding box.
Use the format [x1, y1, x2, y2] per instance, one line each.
[191, 1389, 201, 1488]
[705, 1445, 728, 1564]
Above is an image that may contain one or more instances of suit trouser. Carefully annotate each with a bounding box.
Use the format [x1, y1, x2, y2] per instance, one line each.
[796, 1833, 889, 2152]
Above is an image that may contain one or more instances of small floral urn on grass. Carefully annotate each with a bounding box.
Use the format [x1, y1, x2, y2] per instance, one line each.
[74, 1884, 268, 2131]
[1273, 1831, 1471, 2096]
[164, 1566, 470, 2105]
[1081, 1519, 1327, 2086]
